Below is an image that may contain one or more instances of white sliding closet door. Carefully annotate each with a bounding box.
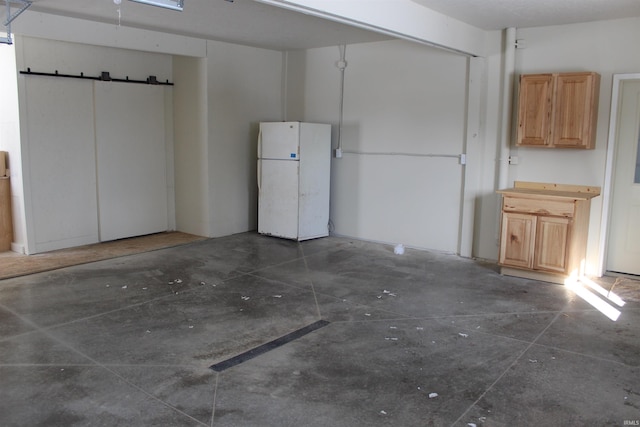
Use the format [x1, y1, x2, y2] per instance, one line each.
[23, 77, 99, 253]
[94, 82, 168, 242]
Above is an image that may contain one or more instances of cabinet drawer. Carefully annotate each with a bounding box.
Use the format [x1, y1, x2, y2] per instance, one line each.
[503, 196, 575, 217]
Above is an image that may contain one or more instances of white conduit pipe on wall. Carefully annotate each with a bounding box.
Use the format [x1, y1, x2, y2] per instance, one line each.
[336, 45, 347, 156]
[497, 27, 516, 190]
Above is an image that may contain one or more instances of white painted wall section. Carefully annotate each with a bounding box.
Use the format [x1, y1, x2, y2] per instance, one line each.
[472, 30, 506, 262]
[173, 56, 210, 237]
[294, 40, 467, 252]
[206, 40, 283, 237]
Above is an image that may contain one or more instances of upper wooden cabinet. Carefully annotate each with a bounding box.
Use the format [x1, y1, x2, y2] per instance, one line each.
[516, 72, 600, 149]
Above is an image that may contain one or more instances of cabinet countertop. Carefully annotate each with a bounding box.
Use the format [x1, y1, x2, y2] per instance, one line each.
[497, 187, 600, 201]
[497, 181, 601, 201]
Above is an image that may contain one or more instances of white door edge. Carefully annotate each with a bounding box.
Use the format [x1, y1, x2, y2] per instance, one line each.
[598, 73, 640, 276]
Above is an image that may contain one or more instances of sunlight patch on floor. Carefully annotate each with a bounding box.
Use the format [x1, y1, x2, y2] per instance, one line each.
[564, 276, 622, 321]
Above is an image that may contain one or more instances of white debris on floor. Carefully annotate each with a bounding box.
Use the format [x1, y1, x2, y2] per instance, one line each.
[428, 392, 438, 399]
[394, 244, 405, 255]
[458, 333, 469, 338]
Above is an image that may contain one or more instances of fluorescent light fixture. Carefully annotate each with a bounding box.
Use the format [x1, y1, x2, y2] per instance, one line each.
[129, 0, 184, 11]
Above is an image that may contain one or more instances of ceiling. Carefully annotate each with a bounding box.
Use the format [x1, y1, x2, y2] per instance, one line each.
[412, 0, 640, 31]
[21, 0, 392, 50]
[13, 0, 640, 51]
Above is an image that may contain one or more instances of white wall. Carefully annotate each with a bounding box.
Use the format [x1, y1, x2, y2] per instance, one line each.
[290, 39, 468, 252]
[0, 39, 24, 252]
[173, 55, 210, 237]
[206, 40, 283, 237]
[473, 30, 512, 262]
[505, 17, 640, 275]
[282, 2, 640, 275]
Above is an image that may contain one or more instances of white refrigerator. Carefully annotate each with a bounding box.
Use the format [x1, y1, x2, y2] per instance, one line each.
[257, 121, 331, 241]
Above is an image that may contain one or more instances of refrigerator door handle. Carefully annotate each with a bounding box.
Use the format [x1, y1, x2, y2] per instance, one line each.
[257, 159, 262, 192]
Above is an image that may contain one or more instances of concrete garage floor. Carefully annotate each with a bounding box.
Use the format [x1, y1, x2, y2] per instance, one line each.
[0, 233, 638, 426]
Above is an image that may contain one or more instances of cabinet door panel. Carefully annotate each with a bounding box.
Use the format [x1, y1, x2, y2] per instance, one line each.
[499, 213, 536, 269]
[534, 216, 570, 273]
[553, 73, 598, 148]
[517, 74, 553, 147]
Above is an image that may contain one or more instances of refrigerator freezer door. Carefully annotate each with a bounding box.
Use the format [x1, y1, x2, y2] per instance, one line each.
[258, 159, 300, 239]
[259, 122, 300, 160]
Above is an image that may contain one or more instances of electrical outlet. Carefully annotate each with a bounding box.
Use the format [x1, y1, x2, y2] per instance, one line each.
[509, 156, 519, 165]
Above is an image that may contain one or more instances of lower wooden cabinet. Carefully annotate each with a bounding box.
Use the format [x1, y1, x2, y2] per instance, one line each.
[497, 181, 600, 284]
[499, 212, 536, 270]
[0, 177, 12, 252]
[534, 216, 570, 273]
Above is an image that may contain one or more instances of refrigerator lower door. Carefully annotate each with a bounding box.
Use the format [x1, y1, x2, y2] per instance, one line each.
[258, 159, 299, 239]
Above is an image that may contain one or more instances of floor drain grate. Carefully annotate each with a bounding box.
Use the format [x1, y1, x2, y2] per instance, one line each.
[210, 320, 330, 372]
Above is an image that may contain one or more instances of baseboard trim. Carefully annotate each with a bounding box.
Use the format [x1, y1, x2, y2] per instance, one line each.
[500, 266, 567, 285]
